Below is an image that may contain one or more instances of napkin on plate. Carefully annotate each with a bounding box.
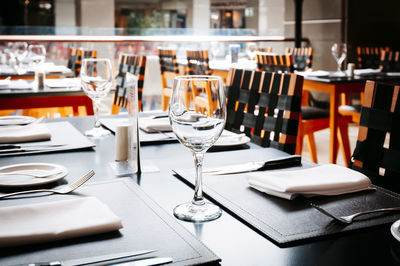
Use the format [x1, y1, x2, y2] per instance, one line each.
[0, 124, 51, 143]
[45, 78, 81, 88]
[0, 197, 123, 247]
[247, 164, 372, 200]
[0, 78, 11, 88]
[139, 117, 172, 133]
[295, 70, 330, 77]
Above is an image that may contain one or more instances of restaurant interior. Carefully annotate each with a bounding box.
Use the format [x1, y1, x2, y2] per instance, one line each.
[1, 0, 400, 265]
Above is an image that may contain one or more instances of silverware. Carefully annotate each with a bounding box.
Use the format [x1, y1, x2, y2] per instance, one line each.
[24, 249, 157, 266]
[141, 127, 175, 140]
[0, 144, 67, 153]
[0, 170, 94, 199]
[311, 203, 400, 224]
[203, 155, 302, 175]
[118, 257, 173, 266]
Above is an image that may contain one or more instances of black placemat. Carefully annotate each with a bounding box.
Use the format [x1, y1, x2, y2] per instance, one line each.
[0, 178, 220, 266]
[0, 121, 95, 157]
[173, 167, 400, 246]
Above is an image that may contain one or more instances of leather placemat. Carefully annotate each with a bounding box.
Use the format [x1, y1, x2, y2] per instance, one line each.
[173, 168, 400, 246]
[0, 178, 220, 266]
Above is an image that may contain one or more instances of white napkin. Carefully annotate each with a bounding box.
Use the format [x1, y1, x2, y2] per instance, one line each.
[0, 78, 11, 87]
[45, 78, 81, 88]
[386, 72, 400, 76]
[247, 164, 372, 200]
[354, 68, 382, 76]
[0, 124, 51, 143]
[0, 197, 122, 247]
[139, 117, 172, 133]
[295, 70, 330, 77]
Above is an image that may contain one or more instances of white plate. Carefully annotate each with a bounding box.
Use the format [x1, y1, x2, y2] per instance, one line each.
[391, 220, 400, 241]
[0, 163, 68, 187]
[0, 116, 36, 126]
[214, 130, 251, 147]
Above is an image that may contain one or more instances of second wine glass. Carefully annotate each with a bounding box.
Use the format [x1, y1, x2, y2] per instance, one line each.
[331, 43, 347, 73]
[169, 75, 226, 222]
[80, 58, 113, 137]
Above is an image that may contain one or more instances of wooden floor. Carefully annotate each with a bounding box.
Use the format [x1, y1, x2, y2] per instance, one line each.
[300, 123, 359, 166]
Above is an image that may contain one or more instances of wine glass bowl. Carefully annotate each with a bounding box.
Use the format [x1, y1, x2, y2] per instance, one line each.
[169, 75, 226, 222]
[80, 58, 113, 137]
[28, 44, 46, 66]
[14, 42, 28, 71]
[331, 43, 347, 73]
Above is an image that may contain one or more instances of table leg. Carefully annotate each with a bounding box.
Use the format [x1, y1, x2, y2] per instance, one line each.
[329, 89, 339, 164]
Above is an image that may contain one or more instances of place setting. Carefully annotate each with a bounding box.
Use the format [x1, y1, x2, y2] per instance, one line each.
[0, 115, 95, 157]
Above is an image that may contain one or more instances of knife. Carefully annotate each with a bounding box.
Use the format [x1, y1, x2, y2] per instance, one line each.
[0, 144, 67, 153]
[203, 154, 302, 175]
[113, 257, 173, 266]
[23, 249, 156, 266]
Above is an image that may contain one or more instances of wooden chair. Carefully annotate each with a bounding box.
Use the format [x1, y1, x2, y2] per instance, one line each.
[111, 54, 146, 114]
[255, 52, 294, 73]
[158, 48, 180, 111]
[186, 49, 214, 114]
[357, 46, 389, 69]
[350, 81, 400, 192]
[68, 48, 98, 77]
[285, 47, 313, 71]
[225, 68, 303, 154]
[379, 50, 400, 72]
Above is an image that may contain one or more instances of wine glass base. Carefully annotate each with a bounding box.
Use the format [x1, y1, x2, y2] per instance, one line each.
[85, 127, 111, 137]
[173, 202, 222, 222]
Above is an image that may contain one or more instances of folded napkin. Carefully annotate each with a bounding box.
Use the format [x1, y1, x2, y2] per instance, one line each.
[7, 79, 32, 90]
[247, 164, 372, 200]
[139, 117, 172, 133]
[386, 72, 400, 76]
[0, 197, 123, 247]
[45, 78, 81, 88]
[0, 78, 11, 87]
[354, 68, 382, 76]
[296, 70, 331, 77]
[0, 124, 51, 143]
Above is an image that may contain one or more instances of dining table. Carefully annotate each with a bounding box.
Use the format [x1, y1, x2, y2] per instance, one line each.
[0, 115, 400, 265]
[0, 63, 73, 79]
[0, 79, 94, 116]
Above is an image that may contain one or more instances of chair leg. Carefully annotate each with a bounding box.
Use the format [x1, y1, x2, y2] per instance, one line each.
[305, 133, 318, 163]
[338, 122, 351, 167]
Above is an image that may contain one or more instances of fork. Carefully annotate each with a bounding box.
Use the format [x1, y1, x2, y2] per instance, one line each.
[310, 203, 400, 224]
[0, 170, 95, 199]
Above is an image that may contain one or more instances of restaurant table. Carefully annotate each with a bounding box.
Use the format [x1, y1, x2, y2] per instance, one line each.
[1, 115, 400, 265]
[302, 73, 400, 164]
[0, 80, 93, 116]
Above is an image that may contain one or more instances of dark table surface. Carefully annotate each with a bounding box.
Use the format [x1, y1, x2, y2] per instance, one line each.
[1, 115, 400, 266]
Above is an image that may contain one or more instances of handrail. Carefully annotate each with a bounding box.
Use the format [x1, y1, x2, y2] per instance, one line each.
[0, 35, 310, 44]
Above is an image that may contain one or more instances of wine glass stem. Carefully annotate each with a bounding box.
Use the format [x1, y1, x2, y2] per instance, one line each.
[93, 100, 101, 128]
[192, 151, 205, 206]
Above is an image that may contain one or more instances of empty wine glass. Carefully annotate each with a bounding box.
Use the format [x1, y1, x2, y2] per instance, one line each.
[14, 42, 28, 72]
[80, 58, 113, 137]
[169, 75, 226, 222]
[331, 43, 347, 74]
[28, 44, 46, 66]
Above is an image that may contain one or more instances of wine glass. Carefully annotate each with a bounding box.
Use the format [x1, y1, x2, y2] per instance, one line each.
[331, 43, 347, 75]
[28, 44, 46, 67]
[80, 58, 113, 137]
[169, 75, 226, 222]
[14, 42, 28, 71]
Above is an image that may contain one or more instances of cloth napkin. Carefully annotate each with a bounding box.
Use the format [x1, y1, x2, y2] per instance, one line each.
[139, 117, 172, 133]
[295, 70, 330, 77]
[0, 78, 11, 87]
[0, 124, 51, 143]
[354, 68, 382, 76]
[0, 197, 123, 247]
[247, 164, 372, 200]
[45, 78, 81, 88]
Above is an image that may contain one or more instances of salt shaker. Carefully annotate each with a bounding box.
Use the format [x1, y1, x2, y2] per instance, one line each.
[347, 63, 355, 77]
[115, 124, 130, 161]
